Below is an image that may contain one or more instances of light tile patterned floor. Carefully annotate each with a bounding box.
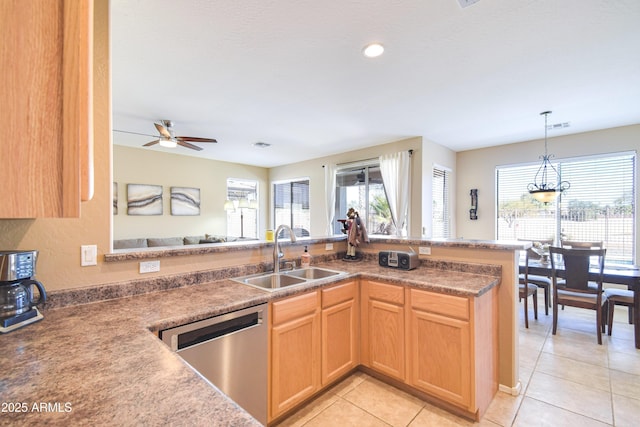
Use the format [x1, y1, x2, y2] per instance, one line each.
[277, 298, 640, 426]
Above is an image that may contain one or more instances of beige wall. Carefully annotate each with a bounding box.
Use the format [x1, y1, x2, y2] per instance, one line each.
[456, 124, 640, 264]
[421, 138, 457, 237]
[1, 1, 636, 295]
[0, 0, 112, 291]
[113, 145, 269, 241]
[269, 136, 432, 237]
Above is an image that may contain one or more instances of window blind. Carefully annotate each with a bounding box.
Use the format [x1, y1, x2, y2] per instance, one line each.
[432, 167, 451, 238]
[226, 179, 258, 238]
[273, 179, 310, 236]
[496, 152, 635, 264]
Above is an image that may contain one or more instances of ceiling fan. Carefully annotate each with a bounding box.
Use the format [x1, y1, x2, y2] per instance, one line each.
[114, 120, 217, 151]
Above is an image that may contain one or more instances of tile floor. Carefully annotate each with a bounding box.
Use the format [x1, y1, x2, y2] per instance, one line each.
[277, 298, 640, 426]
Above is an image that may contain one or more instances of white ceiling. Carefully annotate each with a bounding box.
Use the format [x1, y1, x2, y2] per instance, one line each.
[111, 0, 640, 168]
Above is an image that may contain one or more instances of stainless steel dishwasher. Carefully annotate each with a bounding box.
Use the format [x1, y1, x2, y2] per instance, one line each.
[160, 303, 268, 425]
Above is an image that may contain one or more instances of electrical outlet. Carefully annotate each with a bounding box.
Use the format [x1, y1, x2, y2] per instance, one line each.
[81, 245, 97, 266]
[325, 243, 334, 250]
[418, 246, 431, 255]
[139, 260, 160, 274]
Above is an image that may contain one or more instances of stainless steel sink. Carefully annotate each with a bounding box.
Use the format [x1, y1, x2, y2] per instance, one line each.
[244, 273, 306, 289]
[282, 267, 342, 280]
[232, 267, 346, 291]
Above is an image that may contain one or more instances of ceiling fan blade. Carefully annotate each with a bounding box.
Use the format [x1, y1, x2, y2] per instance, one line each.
[143, 140, 159, 147]
[176, 136, 218, 143]
[177, 140, 203, 151]
[113, 129, 158, 138]
[154, 122, 172, 139]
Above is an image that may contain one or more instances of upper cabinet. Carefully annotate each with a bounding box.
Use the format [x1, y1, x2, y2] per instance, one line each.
[0, 0, 93, 218]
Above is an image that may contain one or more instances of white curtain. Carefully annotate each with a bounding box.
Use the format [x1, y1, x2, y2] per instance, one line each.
[324, 164, 336, 235]
[379, 151, 411, 236]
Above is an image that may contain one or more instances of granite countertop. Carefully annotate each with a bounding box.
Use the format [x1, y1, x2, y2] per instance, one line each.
[0, 260, 500, 426]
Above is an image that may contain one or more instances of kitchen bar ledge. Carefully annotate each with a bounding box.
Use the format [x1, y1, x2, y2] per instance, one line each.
[1, 257, 500, 426]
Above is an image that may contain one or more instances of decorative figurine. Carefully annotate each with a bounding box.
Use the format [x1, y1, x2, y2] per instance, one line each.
[342, 208, 369, 260]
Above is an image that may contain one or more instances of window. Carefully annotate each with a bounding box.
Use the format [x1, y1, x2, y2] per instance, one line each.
[497, 152, 636, 264]
[226, 179, 258, 239]
[432, 166, 451, 238]
[334, 164, 393, 235]
[273, 179, 310, 237]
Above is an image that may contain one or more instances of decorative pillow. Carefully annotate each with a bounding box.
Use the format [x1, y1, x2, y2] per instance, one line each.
[205, 234, 227, 242]
[184, 235, 207, 245]
[147, 237, 184, 247]
[113, 238, 148, 250]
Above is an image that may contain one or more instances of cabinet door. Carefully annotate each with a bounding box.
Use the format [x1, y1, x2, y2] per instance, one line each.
[361, 281, 405, 381]
[409, 308, 471, 408]
[0, 0, 93, 217]
[270, 292, 320, 419]
[321, 281, 358, 385]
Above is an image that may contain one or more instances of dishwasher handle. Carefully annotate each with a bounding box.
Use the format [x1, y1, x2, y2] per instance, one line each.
[162, 305, 265, 351]
[176, 311, 260, 350]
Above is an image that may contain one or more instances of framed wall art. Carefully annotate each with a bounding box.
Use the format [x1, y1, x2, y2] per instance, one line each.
[127, 184, 163, 215]
[171, 186, 200, 216]
[113, 182, 118, 215]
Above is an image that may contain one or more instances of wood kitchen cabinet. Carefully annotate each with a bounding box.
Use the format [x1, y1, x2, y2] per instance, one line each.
[407, 287, 498, 418]
[270, 278, 498, 422]
[269, 290, 320, 420]
[321, 280, 359, 386]
[0, 0, 93, 218]
[360, 280, 405, 381]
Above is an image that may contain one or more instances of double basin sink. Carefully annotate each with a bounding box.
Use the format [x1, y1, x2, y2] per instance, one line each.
[232, 267, 347, 291]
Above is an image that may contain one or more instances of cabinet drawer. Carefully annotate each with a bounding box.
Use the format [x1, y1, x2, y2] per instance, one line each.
[322, 281, 357, 308]
[272, 291, 319, 326]
[367, 281, 404, 305]
[410, 288, 469, 320]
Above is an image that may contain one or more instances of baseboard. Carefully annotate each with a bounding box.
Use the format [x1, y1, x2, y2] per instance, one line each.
[499, 381, 522, 396]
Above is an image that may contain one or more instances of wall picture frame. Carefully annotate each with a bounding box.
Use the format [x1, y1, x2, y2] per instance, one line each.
[127, 184, 163, 215]
[170, 186, 201, 216]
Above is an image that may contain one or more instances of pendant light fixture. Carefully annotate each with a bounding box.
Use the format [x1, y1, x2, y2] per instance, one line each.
[527, 111, 570, 203]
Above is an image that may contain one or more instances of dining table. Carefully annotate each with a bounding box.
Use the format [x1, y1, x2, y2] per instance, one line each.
[519, 259, 640, 349]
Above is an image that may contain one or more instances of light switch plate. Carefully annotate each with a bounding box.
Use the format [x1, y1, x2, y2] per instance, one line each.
[81, 245, 97, 266]
[418, 246, 431, 255]
[325, 243, 334, 250]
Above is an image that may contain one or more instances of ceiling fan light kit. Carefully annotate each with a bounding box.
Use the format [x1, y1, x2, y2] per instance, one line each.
[114, 120, 217, 151]
[159, 138, 177, 148]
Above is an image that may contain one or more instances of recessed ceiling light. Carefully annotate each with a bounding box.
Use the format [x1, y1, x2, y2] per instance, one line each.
[362, 43, 384, 58]
[253, 142, 271, 148]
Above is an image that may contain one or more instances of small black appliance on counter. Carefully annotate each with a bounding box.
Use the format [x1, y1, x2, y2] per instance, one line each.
[0, 250, 46, 333]
[378, 250, 419, 270]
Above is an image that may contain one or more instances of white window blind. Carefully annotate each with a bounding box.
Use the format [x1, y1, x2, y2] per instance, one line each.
[497, 152, 636, 264]
[432, 166, 451, 238]
[226, 179, 258, 239]
[273, 179, 310, 237]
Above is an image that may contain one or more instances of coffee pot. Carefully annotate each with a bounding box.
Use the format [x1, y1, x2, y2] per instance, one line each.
[0, 250, 47, 331]
[0, 279, 47, 319]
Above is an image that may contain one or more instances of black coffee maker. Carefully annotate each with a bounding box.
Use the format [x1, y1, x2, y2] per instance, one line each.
[0, 250, 47, 333]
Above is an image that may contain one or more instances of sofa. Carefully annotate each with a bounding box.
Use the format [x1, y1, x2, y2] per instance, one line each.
[113, 234, 234, 250]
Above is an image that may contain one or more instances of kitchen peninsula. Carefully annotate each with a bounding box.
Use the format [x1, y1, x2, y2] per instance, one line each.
[1, 238, 524, 425]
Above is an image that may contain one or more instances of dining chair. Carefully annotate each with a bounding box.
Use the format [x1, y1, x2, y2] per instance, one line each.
[604, 287, 634, 335]
[549, 246, 607, 344]
[519, 249, 551, 315]
[518, 280, 538, 328]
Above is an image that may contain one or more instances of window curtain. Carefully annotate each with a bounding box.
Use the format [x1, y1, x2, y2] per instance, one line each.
[324, 164, 336, 235]
[379, 151, 411, 236]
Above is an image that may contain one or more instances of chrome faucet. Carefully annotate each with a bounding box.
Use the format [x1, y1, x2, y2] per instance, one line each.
[273, 224, 297, 273]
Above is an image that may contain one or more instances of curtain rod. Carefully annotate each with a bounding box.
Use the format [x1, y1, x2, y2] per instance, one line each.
[329, 150, 414, 168]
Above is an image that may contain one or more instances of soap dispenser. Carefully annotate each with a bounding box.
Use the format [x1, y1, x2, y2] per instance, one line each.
[301, 246, 312, 268]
